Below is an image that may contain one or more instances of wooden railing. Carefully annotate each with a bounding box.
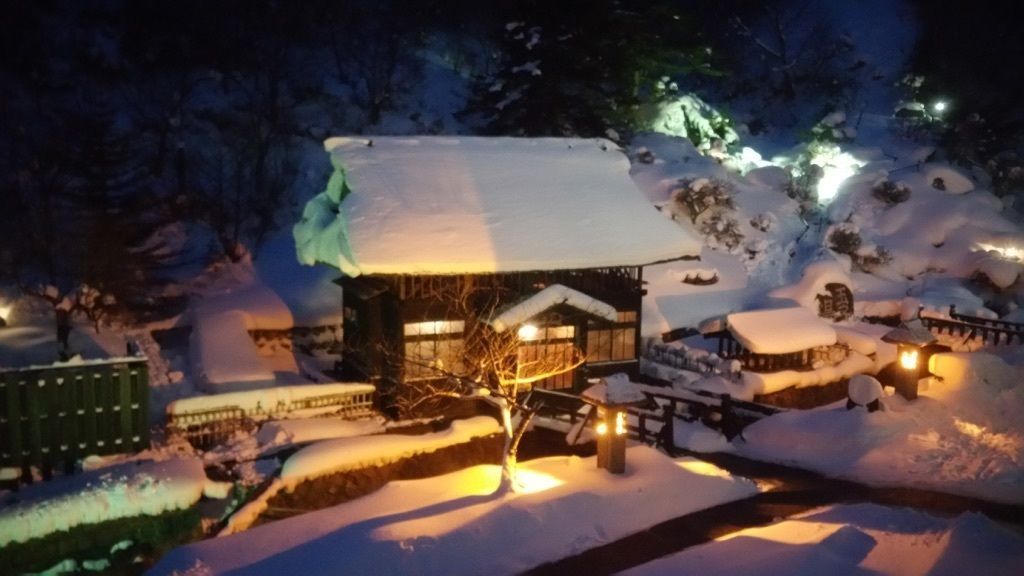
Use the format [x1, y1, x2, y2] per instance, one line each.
[920, 306, 1024, 346]
[527, 382, 780, 449]
[0, 357, 149, 477]
[167, 386, 376, 448]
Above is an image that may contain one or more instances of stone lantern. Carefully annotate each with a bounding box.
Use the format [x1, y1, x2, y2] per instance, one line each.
[583, 373, 646, 474]
[881, 319, 937, 400]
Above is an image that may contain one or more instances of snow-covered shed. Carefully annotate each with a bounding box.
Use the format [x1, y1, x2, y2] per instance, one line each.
[294, 137, 702, 398]
[706, 307, 840, 372]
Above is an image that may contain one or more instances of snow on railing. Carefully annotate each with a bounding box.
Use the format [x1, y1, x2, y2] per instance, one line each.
[166, 383, 376, 448]
[643, 340, 741, 380]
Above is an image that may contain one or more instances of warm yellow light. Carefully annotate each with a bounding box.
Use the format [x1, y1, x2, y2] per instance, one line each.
[674, 458, 731, 479]
[514, 469, 565, 494]
[0, 303, 10, 322]
[900, 349, 919, 370]
[615, 411, 627, 436]
[517, 323, 539, 341]
[596, 422, 608, 435]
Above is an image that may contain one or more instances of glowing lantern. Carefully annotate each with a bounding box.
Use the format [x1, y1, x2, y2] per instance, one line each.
[899, 349, 919, 370]
[932, 100, 948, 114]
[595, 406, 628, 473]
[882, 319, 937, 401]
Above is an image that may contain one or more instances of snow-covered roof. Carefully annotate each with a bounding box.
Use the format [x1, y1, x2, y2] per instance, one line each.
[295, 137, 703, 276]
[489, 284, 616, 333]
[727, 307, 837, 354]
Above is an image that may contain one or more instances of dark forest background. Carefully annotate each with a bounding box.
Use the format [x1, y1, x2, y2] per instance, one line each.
[1, 0, 1020, 322]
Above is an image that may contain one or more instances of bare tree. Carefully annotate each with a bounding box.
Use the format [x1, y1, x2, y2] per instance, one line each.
[388, 280, 584, 494]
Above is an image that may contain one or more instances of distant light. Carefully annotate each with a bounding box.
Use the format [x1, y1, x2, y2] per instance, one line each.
[517, 323, 539, 341]
[932, 100, 947, 113]
[0, 302, 10, 324]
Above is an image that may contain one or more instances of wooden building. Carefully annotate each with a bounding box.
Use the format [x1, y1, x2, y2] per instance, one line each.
[295, 137, 702, 400]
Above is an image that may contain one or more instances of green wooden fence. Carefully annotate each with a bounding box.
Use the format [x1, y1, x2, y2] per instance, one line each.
[0, 358, 149, 476]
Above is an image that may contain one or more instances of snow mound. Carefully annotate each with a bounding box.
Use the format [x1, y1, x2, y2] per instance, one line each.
[281, 416, 501, 483]
[0, 458, 207, 546]
[190, 311, 275, 393]
[582, 373, 647, 405]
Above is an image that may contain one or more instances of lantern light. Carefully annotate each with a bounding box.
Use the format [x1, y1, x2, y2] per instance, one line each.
[596, 421, 608, 435]
[899, 349, 919, 370]
[517, 323, 539, 341]
[0, 302, 10, 326]
[932, 100, 947, 114]
[615, 411, 627, 436]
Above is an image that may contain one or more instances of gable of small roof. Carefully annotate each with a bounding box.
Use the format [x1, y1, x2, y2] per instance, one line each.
[488, 284, 617, 333]
[294, 136, 703, 277]
[726, 307, 837, 354]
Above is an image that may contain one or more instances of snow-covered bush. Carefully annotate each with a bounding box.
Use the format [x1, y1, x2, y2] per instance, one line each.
[749, 212, 776, 232]
[871, 179, 911, 205]
[987, 151, 1024, 197]
[828, 224, 862, 256]
[650, 93, 738, 152]
[700, 213, 744, 251]
[893, 75, 945, 138]
[670, 178, 735, 224]
[783, 163, 823, 210]
[808, 111, 856, 143]
[827, 224, 892, 273]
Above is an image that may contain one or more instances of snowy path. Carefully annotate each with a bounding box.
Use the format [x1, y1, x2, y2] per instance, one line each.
[526, 450, 1024, 575]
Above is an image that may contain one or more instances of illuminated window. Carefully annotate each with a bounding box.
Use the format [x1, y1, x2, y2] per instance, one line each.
[518, 325, 575, 342]
[586, 311, 637, 363]
[403, 320, 466, 380]
[404, 320, 465, 336]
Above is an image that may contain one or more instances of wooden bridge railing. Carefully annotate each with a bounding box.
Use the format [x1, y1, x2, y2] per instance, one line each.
[921, 314, 1024, 346]
[527, 381, 780, 449]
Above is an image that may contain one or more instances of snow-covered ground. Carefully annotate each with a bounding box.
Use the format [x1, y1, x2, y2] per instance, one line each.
[0, 457, 218, 546]
[730, 352, 1024, 503]
[150, 445, 758, 575]
[624, 503, 1024, 576]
